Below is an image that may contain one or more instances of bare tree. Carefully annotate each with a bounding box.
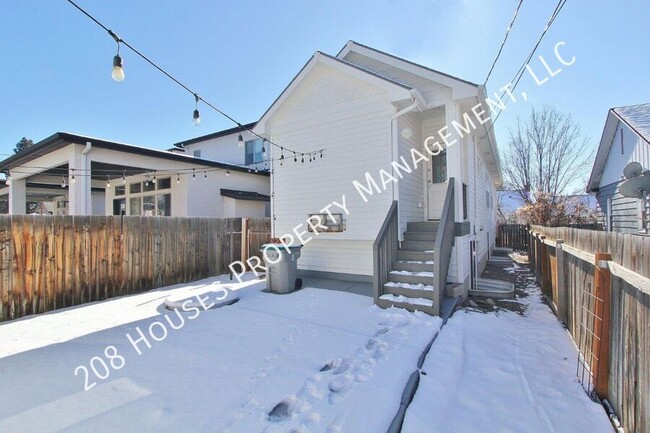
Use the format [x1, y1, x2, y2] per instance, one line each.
[503, 105, 592, 202]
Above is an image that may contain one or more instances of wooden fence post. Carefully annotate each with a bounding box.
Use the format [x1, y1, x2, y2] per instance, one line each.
[241, 218, 249, 269]
[555, 239, 566, 322]
[540, 236, 548, 295]
[593, 252, 612, 399]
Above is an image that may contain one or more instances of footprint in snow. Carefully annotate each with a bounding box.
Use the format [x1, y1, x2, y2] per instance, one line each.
[268, 397, 296, 422]
[328, 373, 353, 394]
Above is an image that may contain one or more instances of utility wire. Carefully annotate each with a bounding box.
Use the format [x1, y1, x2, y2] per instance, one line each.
[484, 0, 524, 85]
[487, 0, 567, 131]
[64, 0, 323, 160]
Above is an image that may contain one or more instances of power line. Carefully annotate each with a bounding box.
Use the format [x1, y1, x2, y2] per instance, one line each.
[488, 0, 567, 131]
[64, 0, 323, 161]
[484, 0, 524, 85]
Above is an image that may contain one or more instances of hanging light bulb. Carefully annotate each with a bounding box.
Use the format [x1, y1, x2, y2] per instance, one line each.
[122, 171, 127, 184]
[301, 154, 305, 163]
[192, 169, 196, 180]
[204, 170, 207, 179]
[106, 176, 111, 188]
[152, 172, 157, 184]
[61, 177, 67, 188]
[293, 152, 297, 163]
[261, 139, 266, 154]
[226, 170, 231, 176]
[5, 174, 11, 186]
[238, 132, 244, 148]
[193, 94, 201, 126]
[70, 169, 76, 184]
[111, 40, 125, 82]
[320, 150, 323, 158]
[176, 173, 180, 184]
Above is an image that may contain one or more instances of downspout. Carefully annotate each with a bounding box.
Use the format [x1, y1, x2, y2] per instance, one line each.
[82, 141, 92, 214]
[389, 89, 426, 240]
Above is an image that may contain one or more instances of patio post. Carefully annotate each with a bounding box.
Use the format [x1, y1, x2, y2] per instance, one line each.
[8, 176, 26, 215]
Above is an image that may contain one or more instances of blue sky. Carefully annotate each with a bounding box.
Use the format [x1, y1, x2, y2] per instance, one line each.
[1, 0, 649, 186]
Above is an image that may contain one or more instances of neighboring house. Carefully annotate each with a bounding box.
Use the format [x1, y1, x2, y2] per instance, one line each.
[587, 103, 650, 234]
[254, 41, 502, 315]
[172, 122, 266, 168]
[0, 131, 270, 218]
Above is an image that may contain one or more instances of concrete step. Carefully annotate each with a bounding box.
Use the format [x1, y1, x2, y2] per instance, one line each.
[392, 260, 433, 272]
[403, 231, 437, 242]
[397, 250, 435, 261]
[400, 241, 436, 252]
[389, 271, 435, 286]
[376, 296, 439, 316]
[383, 282, 436, 299]
[406, 221, 440, 232]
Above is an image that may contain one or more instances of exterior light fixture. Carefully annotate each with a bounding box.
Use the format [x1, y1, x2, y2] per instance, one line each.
[193, 94, 200, 126]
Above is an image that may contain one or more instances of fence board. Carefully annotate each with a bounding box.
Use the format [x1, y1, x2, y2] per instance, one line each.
[530, 225, 649, 432]
[0, 216, 270, 322]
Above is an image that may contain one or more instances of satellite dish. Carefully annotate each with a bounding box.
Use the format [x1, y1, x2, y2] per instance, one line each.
[623, 161, 643, 179]
[619, 171, 650, 198]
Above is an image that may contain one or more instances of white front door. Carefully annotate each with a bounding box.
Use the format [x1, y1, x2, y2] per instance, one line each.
[427, 149, 447, 220]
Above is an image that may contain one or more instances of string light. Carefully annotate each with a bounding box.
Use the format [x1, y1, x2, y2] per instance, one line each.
[5, 174, 11, 186]
[70, 169, 76, 184]
[106, 176, 111, 188]
[176, 173, 180, 184]
[152, 172, 157, 184]
[226, 170, 230, 176]
[192, 168, 196, 180]
[66, 0, 325, 164]
[294, 153, 297, 163]
[109, 31, 124, 82]
[301, 154, 305, 163]
[122, 170, 126, 184]
[192, 94, 200, 126]
[261, 139, 266, 154]
[61, 177, 67, 188]
[204, 170, 207, 179]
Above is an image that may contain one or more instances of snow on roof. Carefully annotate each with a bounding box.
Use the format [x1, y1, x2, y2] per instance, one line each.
[612, 103, 650, 143]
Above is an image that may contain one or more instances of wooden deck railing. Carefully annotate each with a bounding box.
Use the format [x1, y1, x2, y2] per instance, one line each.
[372, 201, 399, 303]
[433, 178, 455, 305]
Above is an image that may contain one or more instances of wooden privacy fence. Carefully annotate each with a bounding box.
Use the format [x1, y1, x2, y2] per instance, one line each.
[0, 215, 271, 322]
[529, 225, 649, 433]
[496, 224, 529, 250]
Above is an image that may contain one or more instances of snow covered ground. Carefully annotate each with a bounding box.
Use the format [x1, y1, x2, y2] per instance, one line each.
[0, 274, 440, 433]
[402, 266, 614, 433]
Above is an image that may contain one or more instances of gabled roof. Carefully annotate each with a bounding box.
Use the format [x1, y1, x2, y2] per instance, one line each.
[587, 103, 650, 192]
[220, 188, 270, 201]
[337, 41, 479, 100]
[0, 132, 268, 176]
[172, 122, 257, 148]
[254, 50, 416, 133]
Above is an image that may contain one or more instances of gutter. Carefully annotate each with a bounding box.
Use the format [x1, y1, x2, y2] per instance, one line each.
[81, 141, 92, 214]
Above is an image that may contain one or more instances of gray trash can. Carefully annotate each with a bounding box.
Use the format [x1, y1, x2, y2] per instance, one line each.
[261, 244, 303, 294]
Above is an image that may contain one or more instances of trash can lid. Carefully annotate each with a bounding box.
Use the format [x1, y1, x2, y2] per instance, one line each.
[261, 243, 303, 250]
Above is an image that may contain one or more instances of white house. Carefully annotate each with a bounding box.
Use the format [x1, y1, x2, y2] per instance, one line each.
[254, 41, 502, 315]
[0, 131, 270, 218]
[587, 103, 650, 234]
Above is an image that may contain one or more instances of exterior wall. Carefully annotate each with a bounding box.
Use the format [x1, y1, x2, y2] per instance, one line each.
[223, 197, 268, 218]
[596, 121, 650, 235]
[91, 191, 105, 215]
[182, 130, 258, 166]
[396, 113, 425, 236]
[268, 62, 395, 276]
[595, 181, 645, 234]
[104, 168, 269, 218]
[600, 121, 650, 187]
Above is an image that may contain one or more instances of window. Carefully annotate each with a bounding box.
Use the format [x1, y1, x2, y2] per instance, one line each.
[157, 194, 171, 216]
[462, 183, 468, 220]
[157, 177, 171, 190]
[130, 182, 142, 194]
[129, 197, 141, 215]
[245, 139, 264, 165]
[143, 180, 156, 192]
[620, 128, 624, 154]
[142, 195, 155, 216]
[115, 185, 126, 196]
[193, 149, 201, 158]
[431, 150, 447, 183]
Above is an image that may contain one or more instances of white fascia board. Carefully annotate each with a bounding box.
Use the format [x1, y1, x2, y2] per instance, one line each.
[338, 42, 478, 100]
[586, 111, 619, 192]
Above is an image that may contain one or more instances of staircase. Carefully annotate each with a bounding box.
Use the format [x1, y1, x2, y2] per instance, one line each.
[376, 221, 440, 315]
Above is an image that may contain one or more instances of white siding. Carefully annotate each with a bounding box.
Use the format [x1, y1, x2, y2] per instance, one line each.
[183, 130, 258, 166]
[397, 113, 425, 236]
[600, 122, 650, 188]
[268, 62, 396, 276]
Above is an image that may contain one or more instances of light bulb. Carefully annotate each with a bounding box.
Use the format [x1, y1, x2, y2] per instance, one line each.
[193, 109, 201, 126]
[5, 175, 10, 186]
[112, 54, 125, 81]
[226, 170, 230, 177]
[70, 175, 76, 184]
[176, 173, 180, 184]
[106, 179, 111, 188]
[238, 133, 244, 148]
